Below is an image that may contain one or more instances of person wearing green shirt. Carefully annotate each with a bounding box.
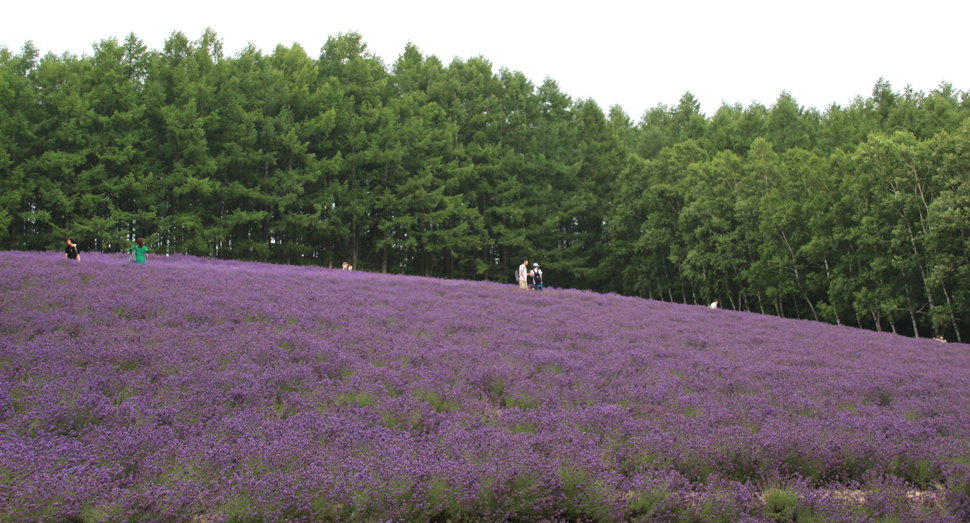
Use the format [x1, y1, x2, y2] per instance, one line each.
[129, 237, 149, 265]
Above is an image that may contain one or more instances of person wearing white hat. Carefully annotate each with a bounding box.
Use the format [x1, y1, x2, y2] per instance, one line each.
[529, 262, 543, 291]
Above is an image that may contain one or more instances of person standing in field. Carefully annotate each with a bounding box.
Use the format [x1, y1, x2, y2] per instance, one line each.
[518, 258, 529, 290]
[130, 237, 149, 265]
[65, 237, 80, 261]
[709, 300, 719, 309]
[530, 263, 543, 292]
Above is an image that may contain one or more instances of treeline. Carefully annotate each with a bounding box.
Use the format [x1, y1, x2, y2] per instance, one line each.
[1, 30, 968, 340]
[605, 85, 970, 341]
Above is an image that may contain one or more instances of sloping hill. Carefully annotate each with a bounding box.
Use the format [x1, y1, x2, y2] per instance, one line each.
[1, 251, 968, 522]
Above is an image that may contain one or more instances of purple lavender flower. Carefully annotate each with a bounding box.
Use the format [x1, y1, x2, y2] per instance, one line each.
[1, 251, 967, 521]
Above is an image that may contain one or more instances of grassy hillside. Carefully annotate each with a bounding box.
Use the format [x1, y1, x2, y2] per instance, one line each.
[1, 251, 969, 522]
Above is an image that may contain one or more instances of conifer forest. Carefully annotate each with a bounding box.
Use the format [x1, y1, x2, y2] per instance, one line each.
[1, 30, 968, 341]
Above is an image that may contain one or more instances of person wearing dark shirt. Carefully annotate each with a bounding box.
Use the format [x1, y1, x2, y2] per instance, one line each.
[529, 262, 543, 291]
[65, 237, 80, 261]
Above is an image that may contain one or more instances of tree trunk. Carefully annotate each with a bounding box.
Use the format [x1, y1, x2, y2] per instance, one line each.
[352, 225, 358, 267]
[803, 293, 820, 322]
[941, 281, 963, 343]
[904, 223, 937, 317]
[382, 230, 388, 274]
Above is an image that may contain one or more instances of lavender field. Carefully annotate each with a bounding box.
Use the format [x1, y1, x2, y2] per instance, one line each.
[2, 251, 969, 522]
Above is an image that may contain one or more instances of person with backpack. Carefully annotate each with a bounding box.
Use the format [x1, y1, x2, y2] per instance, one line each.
[530, 263, 544, 291]
[129, 237, 149, 265]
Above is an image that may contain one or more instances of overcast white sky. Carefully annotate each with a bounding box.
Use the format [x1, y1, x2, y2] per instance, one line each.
[3, 0, 968, 121]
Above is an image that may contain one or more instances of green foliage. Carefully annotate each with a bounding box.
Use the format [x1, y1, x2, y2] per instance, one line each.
[416, 389, 459, 412]
[608, 85, 970, 341]
[628, 488, 671, 520]
[762, 487, 799, 521]
[556, 466, 615, 522]
[335, 391, 377, 408]
[1, 32, 968, 340]
[507, 392, 540, 410]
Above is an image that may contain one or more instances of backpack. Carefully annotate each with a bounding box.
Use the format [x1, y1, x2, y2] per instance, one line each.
[533, 268, 543, 284]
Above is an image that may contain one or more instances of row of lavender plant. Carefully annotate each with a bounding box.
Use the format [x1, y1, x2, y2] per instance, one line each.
[1, 251, 969, 522]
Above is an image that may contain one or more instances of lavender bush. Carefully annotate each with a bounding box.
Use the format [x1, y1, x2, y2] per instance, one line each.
[1, 251, 968, 522]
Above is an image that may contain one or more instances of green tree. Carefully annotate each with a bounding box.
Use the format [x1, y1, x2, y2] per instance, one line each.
[766, 91, 815, 152]
[318, 32, 387, 269]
